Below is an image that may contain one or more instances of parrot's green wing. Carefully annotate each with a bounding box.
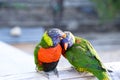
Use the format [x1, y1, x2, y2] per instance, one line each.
[66, 37, 105, 71]
[86, 40, 106, 69]
[34, 43, 43, 71]
[34, 43, 40, 65]
[65, 37, 110, 80]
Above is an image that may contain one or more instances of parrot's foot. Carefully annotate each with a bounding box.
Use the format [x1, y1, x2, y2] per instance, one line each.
[107, 69, 113, 73]
[81, 72, 93, 77]
[35, 67, 41, 72]
[70, 66, 86, 72]
[35, 67, 49, 79]
[70, 66, 77, 71]
[53, 68, 59, 77]
[45, 69, 61, 80]
[35, 67, 39, 72]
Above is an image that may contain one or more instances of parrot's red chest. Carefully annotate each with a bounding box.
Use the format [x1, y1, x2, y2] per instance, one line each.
[38, 44, 62, 63]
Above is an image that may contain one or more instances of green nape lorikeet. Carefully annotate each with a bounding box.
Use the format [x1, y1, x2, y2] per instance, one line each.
[34, 28, 66, 73]
[60, 31, 110, 80]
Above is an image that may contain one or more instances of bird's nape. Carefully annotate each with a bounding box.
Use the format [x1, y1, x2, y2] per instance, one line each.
[47, 28, 65, 46]
[47, 28, 65, 38]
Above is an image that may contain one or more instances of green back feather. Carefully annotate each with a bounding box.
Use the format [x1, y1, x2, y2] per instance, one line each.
[65, 36, 110, 80]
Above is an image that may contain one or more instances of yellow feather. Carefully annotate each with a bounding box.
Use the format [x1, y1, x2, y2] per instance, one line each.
[43, 31, 53, 46]
[77, 68, 87, 72]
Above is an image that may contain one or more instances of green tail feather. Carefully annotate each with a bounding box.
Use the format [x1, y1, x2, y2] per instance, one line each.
[92, 71, 110, 80]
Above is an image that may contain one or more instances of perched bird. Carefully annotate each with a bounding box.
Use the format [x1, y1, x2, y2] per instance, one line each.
[60, 31, 110, 80]
[34, 28, 66, 74]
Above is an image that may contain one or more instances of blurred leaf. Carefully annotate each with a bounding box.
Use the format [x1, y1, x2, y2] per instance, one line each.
[91, 0, 120, 23]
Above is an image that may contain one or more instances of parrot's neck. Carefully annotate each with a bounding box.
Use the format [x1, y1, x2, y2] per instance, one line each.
[40, 32, 54, 48]
[40, 37, 51, 48]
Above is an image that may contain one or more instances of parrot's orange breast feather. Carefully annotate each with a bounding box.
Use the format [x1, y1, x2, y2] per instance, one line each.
[38, 44, 62, 63]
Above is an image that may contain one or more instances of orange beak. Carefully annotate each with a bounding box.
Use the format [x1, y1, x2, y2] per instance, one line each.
[60, 34, 66, 40]
[62, 34, 66, 38]
[64, 43, 68, 51]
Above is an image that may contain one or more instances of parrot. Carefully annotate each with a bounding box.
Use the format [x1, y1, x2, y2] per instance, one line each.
[34, 28, 66, 74]
[60, 31, 110, 80]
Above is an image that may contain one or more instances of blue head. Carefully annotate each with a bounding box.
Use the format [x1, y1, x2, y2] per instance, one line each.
[47, 28, 66, 46]
[60, 31, 75, 51]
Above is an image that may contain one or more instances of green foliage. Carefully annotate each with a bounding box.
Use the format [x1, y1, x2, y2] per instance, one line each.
[91, 0, 120, 22]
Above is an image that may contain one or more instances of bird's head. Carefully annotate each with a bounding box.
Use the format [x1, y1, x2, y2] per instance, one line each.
[40, 28, 66, 48]
[60, 31, 75, 52]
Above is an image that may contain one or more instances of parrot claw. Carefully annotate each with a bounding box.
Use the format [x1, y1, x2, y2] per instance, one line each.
[35, 67, 39, 72]
[45, 69, 60, 79]
[44, 72, 50, 79]
[70, 66, 79, 72]
[70, 66, 75, 70]
[35, 67, 49, 79]
[53, 68, 59, 77]
[35, 67, 41, 72]
[107, 69, 113, 73]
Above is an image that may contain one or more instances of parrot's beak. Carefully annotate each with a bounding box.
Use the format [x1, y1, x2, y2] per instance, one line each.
[60, 34, 66, 40]
[62, 34, 66, 38]
[64, 43, 68, 51]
